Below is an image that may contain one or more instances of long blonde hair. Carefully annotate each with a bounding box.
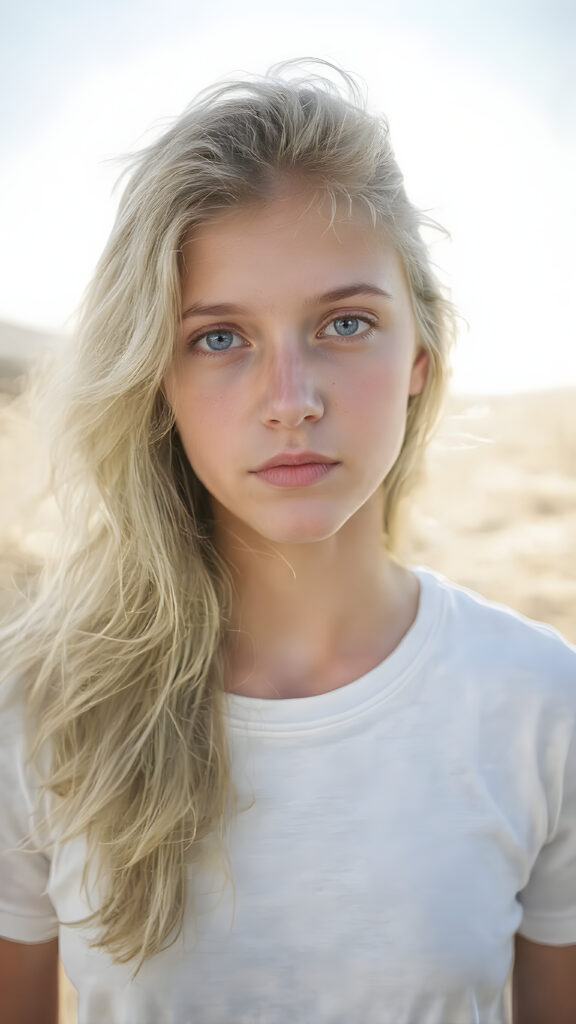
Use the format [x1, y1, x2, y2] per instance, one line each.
[0, 58, 457, 976]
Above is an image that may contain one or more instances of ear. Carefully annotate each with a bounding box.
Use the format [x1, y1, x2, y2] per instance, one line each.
[409, 347, 429, 397]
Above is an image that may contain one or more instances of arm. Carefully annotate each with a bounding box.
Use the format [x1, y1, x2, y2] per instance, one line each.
[512, 933, 576, 1024]
[0, 936, 59, 1024]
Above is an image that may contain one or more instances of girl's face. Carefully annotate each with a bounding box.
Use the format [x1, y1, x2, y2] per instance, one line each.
[164, 188, 429, 547]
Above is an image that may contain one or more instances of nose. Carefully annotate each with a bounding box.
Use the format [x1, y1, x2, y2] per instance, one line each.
[260, 342, 325, 429]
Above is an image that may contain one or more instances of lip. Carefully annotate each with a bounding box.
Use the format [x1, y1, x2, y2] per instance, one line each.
[251, 451, 339, 472]
[252, 462, 338, 488]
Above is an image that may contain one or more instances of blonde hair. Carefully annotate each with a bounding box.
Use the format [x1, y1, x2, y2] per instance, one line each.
[1, 58, 457, 976]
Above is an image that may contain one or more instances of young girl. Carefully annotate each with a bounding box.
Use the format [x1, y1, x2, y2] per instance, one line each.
[0, 59, 574, 1024]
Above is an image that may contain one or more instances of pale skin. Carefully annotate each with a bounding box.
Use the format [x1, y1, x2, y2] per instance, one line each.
[164, 186, 429, 698]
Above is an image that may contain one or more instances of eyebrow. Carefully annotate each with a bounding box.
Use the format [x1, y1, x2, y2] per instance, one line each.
[181, 284, 393, 320]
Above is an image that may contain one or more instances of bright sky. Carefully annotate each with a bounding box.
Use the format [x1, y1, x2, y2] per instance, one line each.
[1, 0, 574, 394]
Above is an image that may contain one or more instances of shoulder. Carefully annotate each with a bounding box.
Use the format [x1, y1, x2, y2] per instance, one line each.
[414, 565, 576, 716]
[0, 673, 36, 766]
[0, 673, 28, 752]
[0, 673, 52, 841]
[0, 673, 35, 802]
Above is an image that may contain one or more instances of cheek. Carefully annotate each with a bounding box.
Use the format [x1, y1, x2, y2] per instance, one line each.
[173, 388, 235, 476]
[345, 359, 409, 425]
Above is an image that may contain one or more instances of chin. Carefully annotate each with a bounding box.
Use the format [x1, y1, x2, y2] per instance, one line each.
[211, 495, 362, 547]
[249, 510, 352, 546]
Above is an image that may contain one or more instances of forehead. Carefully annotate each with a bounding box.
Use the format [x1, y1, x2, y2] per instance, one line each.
[180, 189, 406, 300]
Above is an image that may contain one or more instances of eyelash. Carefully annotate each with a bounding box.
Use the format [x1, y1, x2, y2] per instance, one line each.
[186, 314, 379, 358]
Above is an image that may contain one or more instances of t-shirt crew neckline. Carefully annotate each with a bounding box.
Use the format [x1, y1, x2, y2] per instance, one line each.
[223, 566, 444, 733]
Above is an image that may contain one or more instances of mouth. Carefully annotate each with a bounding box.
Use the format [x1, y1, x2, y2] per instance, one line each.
[252, 452, 339, 472]
[250, 462, 339, 488]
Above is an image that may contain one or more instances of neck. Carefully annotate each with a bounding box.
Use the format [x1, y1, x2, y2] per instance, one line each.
[213, 492, 418, 698]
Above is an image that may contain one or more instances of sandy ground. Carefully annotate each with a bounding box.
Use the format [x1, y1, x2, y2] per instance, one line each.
[1, 383, 574, 1022]
[406, 389, 576, 643]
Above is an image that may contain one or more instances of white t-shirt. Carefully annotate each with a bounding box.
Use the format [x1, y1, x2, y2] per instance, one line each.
[1, 566, 575, 1024]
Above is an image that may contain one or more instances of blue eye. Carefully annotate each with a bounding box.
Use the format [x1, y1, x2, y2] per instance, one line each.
[188, 329, 244, 355]
[187, 313, 377, 357]
[332, 317, 361, 336]
[321, 315, 377, 339]
[203, 330, 236, 351]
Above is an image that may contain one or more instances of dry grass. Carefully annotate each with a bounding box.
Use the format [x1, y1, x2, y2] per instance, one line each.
[1, 385, 573, 1022]
[404, 389, 576, 643]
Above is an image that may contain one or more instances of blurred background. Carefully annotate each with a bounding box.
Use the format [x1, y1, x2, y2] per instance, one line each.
[0, 3, 574, 1017]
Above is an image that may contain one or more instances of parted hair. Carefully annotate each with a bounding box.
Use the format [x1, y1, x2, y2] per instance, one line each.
[0, 58, 457, 977]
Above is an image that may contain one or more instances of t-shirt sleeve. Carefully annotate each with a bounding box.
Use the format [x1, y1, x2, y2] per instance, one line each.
[516, 711, 576, 945]
[0, 676, 59, 942]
